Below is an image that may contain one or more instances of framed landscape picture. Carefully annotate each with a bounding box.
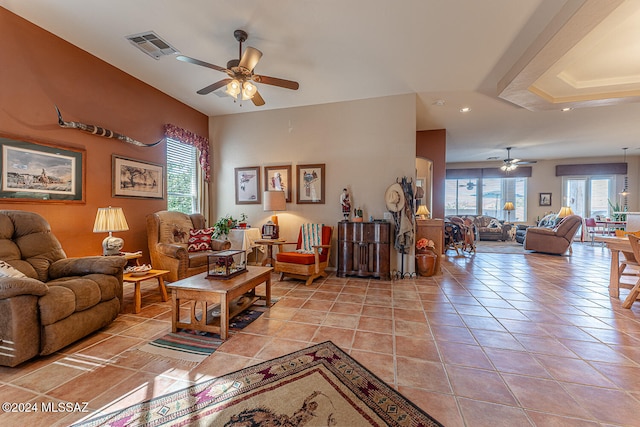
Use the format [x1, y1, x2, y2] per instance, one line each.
[297, 163, 325, 204]
[235, 166, 261, 204]
[112, 155, 164, 199]
[264, 165, 292, 202]
[0, 136, 85, 203]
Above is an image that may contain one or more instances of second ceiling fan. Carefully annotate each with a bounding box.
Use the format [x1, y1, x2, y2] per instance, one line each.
[176, 29, 299, 106]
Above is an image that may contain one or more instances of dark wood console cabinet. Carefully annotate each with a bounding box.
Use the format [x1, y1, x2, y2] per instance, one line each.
[337, 221, 391, 280]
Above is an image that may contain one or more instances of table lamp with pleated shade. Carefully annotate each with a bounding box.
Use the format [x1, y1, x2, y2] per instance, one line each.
[93, 206, 129, 255]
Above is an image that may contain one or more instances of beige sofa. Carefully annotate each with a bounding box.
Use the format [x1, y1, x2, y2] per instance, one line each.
[146, 211, 230, 282]
[0, 210, 127, 367]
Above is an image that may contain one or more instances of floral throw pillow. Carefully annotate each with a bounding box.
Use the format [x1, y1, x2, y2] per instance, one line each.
[188, 228, 215, 252]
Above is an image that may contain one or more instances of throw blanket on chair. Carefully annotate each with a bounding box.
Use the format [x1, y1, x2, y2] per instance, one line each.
[297, 223, 323, 254]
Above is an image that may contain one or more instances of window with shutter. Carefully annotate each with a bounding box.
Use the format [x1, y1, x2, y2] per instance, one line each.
[167, 138, 198, 214]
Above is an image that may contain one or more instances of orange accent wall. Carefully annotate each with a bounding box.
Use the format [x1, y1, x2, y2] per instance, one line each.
[416, 129, 446, 219]
[0, 8, 207, 259]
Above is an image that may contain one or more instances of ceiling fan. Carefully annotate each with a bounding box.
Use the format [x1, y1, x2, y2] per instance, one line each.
[459, 181, 476, 190]
[501, 147, 537, 171]
[176, 29, 299, 106]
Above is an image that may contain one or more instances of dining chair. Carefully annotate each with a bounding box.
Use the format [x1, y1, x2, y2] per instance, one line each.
[584, 218, 599, 246]
[620, 234, 640, 308]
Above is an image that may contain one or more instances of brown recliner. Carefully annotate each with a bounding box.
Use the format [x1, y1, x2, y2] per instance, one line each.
[146, 211, 230, 282]
[0, 210, 127, 367]
[524, 214, 583, 255]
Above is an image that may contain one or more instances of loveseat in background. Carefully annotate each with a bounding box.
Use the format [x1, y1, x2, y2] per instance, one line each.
[446, 215, 513, 241]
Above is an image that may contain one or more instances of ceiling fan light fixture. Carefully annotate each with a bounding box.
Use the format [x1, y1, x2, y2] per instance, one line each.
[225, 79, 241, 98]
[241, 81, 257, 100]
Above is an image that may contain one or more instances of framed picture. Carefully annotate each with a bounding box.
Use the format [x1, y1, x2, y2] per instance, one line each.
[539, 192, 552, 206]
[0, 135, 85, 203]
[264, 165, 292, 202]
[112, 155, 164, 199]
[297, 163, 325, 204]
[235, 166, 261, 204]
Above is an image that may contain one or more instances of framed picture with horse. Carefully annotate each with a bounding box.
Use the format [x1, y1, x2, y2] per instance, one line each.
[0, 135, 85, 203]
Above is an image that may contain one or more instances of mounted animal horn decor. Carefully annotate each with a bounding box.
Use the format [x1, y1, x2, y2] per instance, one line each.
[55, 106, 163, 147]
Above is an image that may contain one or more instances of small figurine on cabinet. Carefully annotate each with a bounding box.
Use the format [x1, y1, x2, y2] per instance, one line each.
[340, 188, 351, 221]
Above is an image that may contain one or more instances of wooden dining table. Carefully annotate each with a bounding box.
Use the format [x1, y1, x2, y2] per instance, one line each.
[595, 235, 639, 308]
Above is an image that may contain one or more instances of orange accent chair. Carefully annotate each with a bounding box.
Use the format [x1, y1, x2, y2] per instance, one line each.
[275, 225, 332, 286]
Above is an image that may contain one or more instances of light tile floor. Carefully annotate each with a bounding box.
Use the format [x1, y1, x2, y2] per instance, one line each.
[2, 243, 640, 426]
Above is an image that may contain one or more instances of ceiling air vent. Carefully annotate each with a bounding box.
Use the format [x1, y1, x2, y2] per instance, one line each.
[126, 31, 178, 59]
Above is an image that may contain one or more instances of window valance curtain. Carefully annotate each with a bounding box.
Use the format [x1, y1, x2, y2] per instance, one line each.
[163, 124, 210, 182]
[446, 166, 532, 178]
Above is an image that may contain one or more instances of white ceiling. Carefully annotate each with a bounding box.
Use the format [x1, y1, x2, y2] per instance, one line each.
[3, 0, 640, 164]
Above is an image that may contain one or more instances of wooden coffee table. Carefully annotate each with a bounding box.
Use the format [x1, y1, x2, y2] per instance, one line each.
[166, 266, 273, 339]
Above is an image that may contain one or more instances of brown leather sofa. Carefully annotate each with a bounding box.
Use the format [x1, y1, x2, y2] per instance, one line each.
[146, 211, 230, 282]
[524, 214, 582, 255]
[0, 210, 127, 367]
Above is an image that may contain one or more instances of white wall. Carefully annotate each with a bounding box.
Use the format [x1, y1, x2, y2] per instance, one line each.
[209, 94, 416, 270]
[447, 155, 639, 223]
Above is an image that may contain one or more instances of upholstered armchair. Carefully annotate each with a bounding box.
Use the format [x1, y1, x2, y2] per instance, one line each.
[275, 225, 332, 286]
[524, 214, 582, 255]
[0, 210, 127, 367]
[146, 211, 230, 282]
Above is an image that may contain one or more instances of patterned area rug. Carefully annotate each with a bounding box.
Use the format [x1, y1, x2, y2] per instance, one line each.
[134, 300, 274, 365]
[74, 341, 443, 427]
[474, 240, 526, 254]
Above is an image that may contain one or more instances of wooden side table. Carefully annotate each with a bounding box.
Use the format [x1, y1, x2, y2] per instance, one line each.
[122, 269, 170, 313]
[255, 239, 286, 266]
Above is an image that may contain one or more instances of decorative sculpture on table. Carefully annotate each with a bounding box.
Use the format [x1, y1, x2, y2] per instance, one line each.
[55, 106, 163, 147]
[340, 188, 351, 221]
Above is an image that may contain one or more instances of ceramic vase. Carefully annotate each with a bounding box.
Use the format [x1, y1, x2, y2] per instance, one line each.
[415, 251, 437, 277]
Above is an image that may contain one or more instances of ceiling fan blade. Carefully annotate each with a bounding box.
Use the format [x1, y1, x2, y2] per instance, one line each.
[251, 90, 265, 106]
[517, 160, 537, 165]
[239, 47, 263, 72]
[252, 74, 299, 90]
[197, 79, 232, 95]
[176, 55, 227, 73]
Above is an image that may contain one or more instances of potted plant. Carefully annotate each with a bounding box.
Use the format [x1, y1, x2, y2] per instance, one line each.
[213, 214, 238, 239]
[608, 199, 627, 221]
[353, 207, 364, 223]
[237, 213, 248, 228]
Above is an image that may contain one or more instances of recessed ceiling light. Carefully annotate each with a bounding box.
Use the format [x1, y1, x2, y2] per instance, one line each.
[561, 107, 572, 112]
[460, 107, 471, 113]
[433, 99, 446, 106]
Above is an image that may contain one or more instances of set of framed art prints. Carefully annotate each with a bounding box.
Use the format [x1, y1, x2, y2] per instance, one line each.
[0, 135, 164, 203]
[235, 164, 325, 205]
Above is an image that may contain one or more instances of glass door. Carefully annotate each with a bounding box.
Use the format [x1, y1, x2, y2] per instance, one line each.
[565, 178, 586, 218]
[563, 176, 613, 219]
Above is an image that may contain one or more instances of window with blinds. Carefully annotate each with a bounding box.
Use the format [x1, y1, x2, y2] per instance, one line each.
[167, 138, 198, 214]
